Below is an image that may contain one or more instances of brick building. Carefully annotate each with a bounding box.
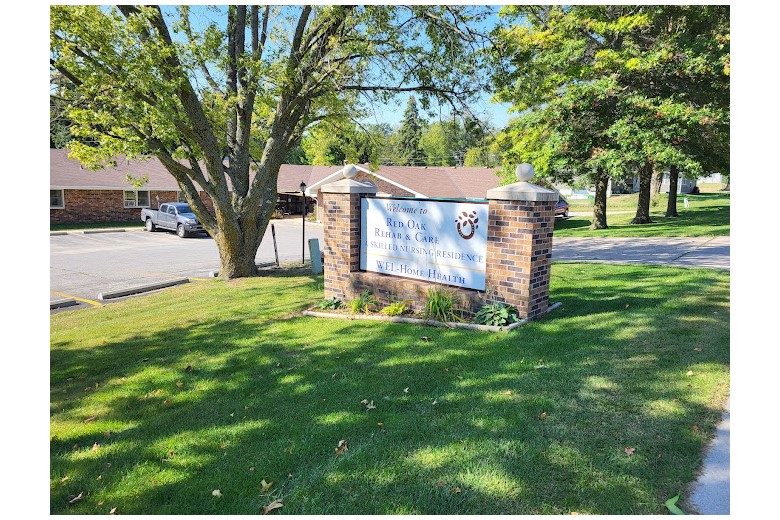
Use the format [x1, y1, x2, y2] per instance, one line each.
[50, 148, 502, 225]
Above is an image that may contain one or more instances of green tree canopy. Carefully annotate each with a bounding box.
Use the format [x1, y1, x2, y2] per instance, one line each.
[492, 5, 729, 228]
[51, 5, 492, 277]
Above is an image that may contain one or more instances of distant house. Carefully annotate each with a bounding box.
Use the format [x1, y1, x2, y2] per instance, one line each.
[50, 148, 502, 224]
[633, 171, 698, 194]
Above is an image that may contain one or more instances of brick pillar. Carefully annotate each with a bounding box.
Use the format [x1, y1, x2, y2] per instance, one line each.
[321, 166, 377, 300]
[485, 164, 558, 320]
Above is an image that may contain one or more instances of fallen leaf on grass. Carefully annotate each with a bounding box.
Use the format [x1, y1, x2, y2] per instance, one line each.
[539, 412, 548, 420]
[403, 387, 409, 394]
[360, 399, 369, 405]
[437, 481, 444, 489]
[163, 399, 171, 405]
[691, 424, 700, 433]
[92, 443, 100, 452]
[212, 489, 222, 497]
[502, 390, 512, 396]
[68, 492, 84, 504]
[694, 347, 703, 352]
[625, 447, 635, 456]
[185, 365, 193, 372]
[432, 399, 438, 405]
[104, 431, 112, 438]
[249, 467, 256, 472]
[98, 501, 104, 506]
[420, 337, 431, 342]
[176, 381, 183, 388]
[365, 401, 376, 410]
[665, 494, 686, 515]
[686, 370, 694, 377]
[260, 479, 274, 492]
[59, 476, 70, 484]
[262, 500, 283, 514]
[84, 416, 98, 424]
[109, 507, 117, 515]
[96, 475, 102, 481]
[335, 439, 348, 457]
[454, 487, 462, 494]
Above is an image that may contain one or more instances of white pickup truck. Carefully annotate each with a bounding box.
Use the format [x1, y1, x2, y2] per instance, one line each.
[140, 202, 205, 238]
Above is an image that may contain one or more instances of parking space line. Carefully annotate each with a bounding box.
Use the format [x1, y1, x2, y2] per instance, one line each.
[51, 291, 103, 307]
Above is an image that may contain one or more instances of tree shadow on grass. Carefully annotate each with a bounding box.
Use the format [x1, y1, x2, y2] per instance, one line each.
[50, 266, 730, 514]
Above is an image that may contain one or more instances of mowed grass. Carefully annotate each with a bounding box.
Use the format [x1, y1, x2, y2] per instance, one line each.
[556, 193, 730, 238]
[50, 264, 730, 515]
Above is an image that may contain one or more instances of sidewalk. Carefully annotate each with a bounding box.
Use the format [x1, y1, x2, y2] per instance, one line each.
[686, 398, 730, 514]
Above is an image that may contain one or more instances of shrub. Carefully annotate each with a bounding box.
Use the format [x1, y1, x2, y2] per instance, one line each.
[423, 287, 459, 323]
[382, 300, 412, 317]
[474, 302, 520, 327]
[349, 290, 378, 314]
[319, 297, 343, 310]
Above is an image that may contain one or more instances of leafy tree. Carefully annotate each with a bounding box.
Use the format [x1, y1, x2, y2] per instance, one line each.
[302, 121, 378, 167]
[396, 95, 427, 166]
[492, 5, 729, 229]
[51, 5, 491, 277]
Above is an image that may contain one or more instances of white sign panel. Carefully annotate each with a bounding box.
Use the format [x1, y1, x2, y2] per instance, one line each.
[360, 198, 488, 290]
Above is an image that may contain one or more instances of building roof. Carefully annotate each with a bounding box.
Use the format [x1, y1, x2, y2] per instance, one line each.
[50, 148, 502, 199]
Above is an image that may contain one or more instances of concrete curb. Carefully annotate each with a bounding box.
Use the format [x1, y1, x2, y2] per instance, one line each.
[50, 298, 79, 309]
[208, 261, 279, 278]
[83, 229, 126, 234]
[302, 302, 561, 332]
[50, 228, 142, 236]
[97, 278, 189, 300]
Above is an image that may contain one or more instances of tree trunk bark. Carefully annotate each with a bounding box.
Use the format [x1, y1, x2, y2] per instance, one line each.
[590, 166, 609, 230]
[651, 165, 663, 195]
[631, 161, 654, 224]
[665, 165, 680, 217]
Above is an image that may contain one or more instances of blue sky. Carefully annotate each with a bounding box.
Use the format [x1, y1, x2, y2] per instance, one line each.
[162, 4, 514, 131]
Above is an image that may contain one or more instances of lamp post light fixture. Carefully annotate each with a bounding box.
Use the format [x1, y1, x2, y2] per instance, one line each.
[300, 181, 307, 265]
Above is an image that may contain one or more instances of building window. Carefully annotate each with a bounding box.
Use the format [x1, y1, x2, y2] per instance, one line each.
[51, 189, 64, 209]
[124, 190, 150, 208]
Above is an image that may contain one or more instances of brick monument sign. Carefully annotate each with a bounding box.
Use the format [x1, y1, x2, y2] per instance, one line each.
[321, 163, 558, 321]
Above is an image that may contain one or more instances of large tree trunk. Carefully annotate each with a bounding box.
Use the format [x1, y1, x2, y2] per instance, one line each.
[651, 165, 664, 195]
[631, 161, 654, 224]
[665, 165, 680, 217]
[590, 166, 609, 230]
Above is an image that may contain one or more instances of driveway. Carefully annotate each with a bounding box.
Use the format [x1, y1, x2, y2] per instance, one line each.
[50, 218, 323, 308]
[552, 236, 730, 270]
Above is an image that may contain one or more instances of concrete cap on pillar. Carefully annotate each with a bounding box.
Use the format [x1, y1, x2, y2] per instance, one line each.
[486, 163, 559, 201]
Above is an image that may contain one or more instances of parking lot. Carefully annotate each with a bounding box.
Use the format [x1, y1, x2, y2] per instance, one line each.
[50, 218, 323, 310]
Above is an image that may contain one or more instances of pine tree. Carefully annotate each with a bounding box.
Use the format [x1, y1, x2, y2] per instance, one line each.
[396, 96, 426, 166]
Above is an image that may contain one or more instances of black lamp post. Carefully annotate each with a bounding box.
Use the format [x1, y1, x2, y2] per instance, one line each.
[300, 181, 307, 265]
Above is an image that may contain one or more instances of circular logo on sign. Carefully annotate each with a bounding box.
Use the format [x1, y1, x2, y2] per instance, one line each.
[455, 210, 479, 240]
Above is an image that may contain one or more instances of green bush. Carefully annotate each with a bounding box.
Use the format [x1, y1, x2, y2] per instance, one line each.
[382, 300, 412, 317]
[474, 302, 520, 327]
[349, 290, 378, 314]
[423, 287, 459, 322]
[318, 297, 343, 310]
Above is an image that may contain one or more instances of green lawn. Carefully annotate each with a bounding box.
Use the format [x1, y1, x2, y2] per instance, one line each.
[50, 265, 730, 515]
[556, 193, 730, 237]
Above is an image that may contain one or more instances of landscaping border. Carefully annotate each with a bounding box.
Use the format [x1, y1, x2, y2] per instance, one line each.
[302, 302, 562, 332]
